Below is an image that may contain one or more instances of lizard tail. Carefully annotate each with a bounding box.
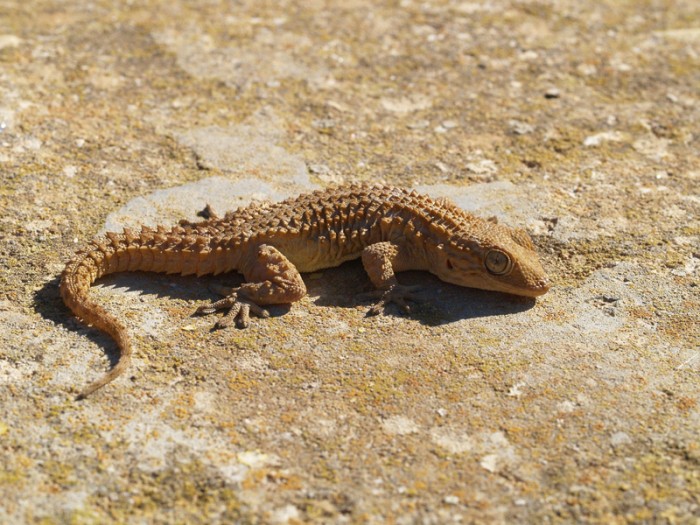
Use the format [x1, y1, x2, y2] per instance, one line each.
[60, 251, 133, 400]
[60, 225, 231, 399]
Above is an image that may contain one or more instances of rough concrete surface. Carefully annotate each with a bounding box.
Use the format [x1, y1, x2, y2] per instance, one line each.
[1, 0, 698, 523]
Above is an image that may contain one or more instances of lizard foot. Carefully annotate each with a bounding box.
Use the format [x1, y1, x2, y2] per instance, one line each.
[363, 284, 424, 316]
[196, 291, 270, 329]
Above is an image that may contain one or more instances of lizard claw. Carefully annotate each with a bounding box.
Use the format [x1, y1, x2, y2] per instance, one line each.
[196, 291, 270, 329]
[364, 284, 424, 316]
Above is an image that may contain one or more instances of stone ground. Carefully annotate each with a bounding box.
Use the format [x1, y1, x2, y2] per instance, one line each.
[1, 0, 699, 523]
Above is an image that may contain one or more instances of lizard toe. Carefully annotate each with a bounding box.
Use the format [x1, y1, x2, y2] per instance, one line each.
[215, 302, 241, 329]
[246, 301, 270, 319]
[196, 295, 236, 315]
[236, 303, 251, 328]
[196, 291, 268, 330]
[366, 284, 423, 316]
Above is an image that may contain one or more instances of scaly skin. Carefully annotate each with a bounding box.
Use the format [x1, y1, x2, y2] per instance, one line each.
[60, 184, 550, 399]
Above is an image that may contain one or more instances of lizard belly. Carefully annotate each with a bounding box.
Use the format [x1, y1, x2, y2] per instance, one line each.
[266, 235, 365, 273]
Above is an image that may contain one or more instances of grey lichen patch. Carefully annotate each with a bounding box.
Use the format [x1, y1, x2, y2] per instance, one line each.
[101, 176, 302, 233]
[174, 109, 315, 190]
[152, 24, 331, 90]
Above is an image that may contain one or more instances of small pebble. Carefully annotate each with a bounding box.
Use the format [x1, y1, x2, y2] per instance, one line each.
[509, 120, 534, 135]
[611, 431, 632, 447]
[312, 118, 335, 130]
[308, 164, 330, 175]
[544, 87, 560, 99]
[407, 120, 429, 129]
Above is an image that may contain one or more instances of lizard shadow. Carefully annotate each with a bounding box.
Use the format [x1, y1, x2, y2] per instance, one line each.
[34, 272, 291, 371]
[36, 260, 535, 369]
[308, 260, 537, 326]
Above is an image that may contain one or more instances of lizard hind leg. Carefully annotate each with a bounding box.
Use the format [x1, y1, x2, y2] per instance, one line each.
[195, 244, 307, 329]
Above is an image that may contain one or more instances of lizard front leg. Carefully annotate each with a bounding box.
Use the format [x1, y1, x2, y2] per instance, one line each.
[196, 244, 307, 328]
[361, 240, 425, 315]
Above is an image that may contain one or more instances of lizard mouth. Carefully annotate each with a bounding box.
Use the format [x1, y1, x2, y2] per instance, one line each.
[487, 275, 550, 298]
[522, 277, 551, 297]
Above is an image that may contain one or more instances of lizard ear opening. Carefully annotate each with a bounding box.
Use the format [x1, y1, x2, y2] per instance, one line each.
[446, 259, 454, 270]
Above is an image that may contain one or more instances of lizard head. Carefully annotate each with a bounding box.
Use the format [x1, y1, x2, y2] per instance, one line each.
[428, 221, 550, 298]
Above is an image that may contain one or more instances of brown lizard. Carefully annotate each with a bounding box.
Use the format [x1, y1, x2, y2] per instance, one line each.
[60, 184, 550, 399]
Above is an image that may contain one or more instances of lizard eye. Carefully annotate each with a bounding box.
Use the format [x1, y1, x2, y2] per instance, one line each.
[485, 250, 512, 275]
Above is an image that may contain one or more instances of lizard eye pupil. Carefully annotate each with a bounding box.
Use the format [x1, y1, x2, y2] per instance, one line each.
[485, 250, 511, 275]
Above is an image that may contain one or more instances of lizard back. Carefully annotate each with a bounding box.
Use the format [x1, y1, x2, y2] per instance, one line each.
[206, 184, 491, 272]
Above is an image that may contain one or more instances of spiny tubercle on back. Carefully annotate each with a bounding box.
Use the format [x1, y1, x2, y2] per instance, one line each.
[78, 185, 480, 254]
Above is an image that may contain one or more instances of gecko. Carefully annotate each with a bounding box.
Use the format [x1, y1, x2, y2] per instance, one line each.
[60, 184, 550, 399]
